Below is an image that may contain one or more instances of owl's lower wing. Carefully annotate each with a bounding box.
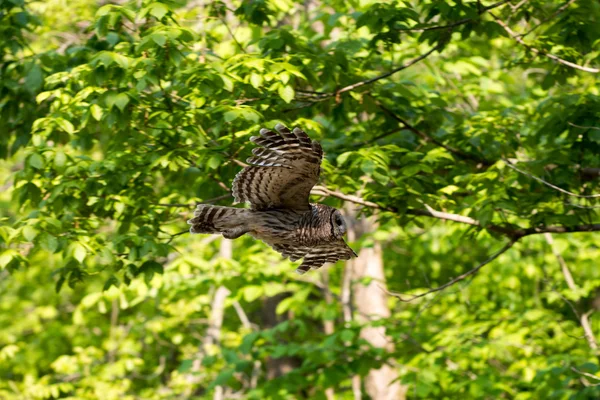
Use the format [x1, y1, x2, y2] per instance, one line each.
[295, 240, 357, 275]
[232, 124, 323, 211]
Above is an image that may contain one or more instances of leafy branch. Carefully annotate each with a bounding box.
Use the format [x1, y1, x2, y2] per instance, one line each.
[297, 44, 441, 100]
[382, 240, 517, 302]
[491, 12, 600, 73]
[395, 0, 511, 32]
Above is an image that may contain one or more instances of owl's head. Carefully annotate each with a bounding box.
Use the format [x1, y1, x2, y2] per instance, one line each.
[330, 210, 347, 238]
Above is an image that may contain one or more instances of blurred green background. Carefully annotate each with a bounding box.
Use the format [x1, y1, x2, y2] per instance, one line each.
[1, 0, 600, 398]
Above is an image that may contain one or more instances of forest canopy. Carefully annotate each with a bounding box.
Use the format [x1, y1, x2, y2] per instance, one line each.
[1, 0, 600, 398]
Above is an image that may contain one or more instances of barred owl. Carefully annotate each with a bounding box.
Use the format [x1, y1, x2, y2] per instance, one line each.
[187, 123, 357, 274]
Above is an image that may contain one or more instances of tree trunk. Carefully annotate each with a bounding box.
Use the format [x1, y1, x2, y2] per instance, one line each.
[349, 215, 407, 400]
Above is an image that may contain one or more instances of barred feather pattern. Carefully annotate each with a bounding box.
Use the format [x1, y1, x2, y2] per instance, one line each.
[187, 205, 250, 239]
[252, 204, 357, 275]
[188, 123, 357, 274]
[232, 124, 322, 211]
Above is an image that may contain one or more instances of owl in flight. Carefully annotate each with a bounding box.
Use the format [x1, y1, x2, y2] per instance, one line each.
[187, 123, 357, 274]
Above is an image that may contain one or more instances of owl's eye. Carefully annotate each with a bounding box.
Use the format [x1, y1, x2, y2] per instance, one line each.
[335, 215, 343, 226]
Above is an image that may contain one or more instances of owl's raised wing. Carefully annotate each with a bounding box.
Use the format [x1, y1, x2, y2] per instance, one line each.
[232, 123, 323, 211]
[271, 240, 357, 275]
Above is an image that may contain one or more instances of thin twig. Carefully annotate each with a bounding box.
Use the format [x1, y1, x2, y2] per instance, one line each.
[155, 194, 233, 208]
[581, 311, 599, 350]
[376, 102, 491, 165]
[384, 240, 516, 302]
[568, 122, 600, 131]
[220, 18, 246, 53]
[396, 0, 511, 32]
[518, 0, 577, 39]
[301, 45, 441, 100]
[491, 13, 599, 73]
[571, 366, 600, 381]
[156, 203, 196, 208]
[504, 159, 600, 198]
[335, 45, 441, 95]
[167, 230, 188, 244]
[543, 232, 577, 291]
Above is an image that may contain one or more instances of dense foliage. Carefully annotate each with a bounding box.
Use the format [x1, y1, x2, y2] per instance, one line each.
[1, 0, 600, 398]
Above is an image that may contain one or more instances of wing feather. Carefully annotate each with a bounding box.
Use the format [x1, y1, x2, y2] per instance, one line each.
[269, 240, 356, 275]
[295, 241, 356, 274]
[232, 124, 322, 211]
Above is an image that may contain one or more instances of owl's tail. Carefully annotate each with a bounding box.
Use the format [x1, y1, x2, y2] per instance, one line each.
[187, 205, 250, 239]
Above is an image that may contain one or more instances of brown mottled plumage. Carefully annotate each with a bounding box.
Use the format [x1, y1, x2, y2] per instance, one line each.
[187, 123, 357, 274]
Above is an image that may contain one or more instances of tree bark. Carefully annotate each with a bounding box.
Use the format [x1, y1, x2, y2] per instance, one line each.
[349, 215, 407, 400]
[343, 211, 363, 400]
[321, 269, 337, 400]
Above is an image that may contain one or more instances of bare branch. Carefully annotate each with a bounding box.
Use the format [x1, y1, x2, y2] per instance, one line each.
[491, 13, 600, 73]
[384, 240, 516, 302]
[568, 122, 600, 131]
[233, 301, 254, 330]
[155, 194, 233, 208]
[544, 233, 577, 291]
[521, 224, 600, 236]
[581, 310, 599, 350]
[504, 159, 600, 198]
[313, 185, 600, 239]
[156, 203, 196, 208]
[312, 186, 518, 237]
[572, 365, 600, 382]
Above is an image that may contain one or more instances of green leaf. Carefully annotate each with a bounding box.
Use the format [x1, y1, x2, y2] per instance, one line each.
[340, 329, 356, 342]
[240, 332, 260, 354]
[56, 118, 75, 134]
[250, 73, 263, 89]
[224, 109, 240, 123]
[28, 153, 44, 169]
[114, 93, 130, 111]
[243, 286, 263, 302]
[73, 243, 87, 263]
[22, 226, 38, 241]
[103, 275, 120, 291]
[54, 151, 66, 168]
[278, 85, 295, 103]
[90, 104, 104, 121]
[25, 64, 43, 92]
[151, 33, 167, 46]
[36, 91, 52, 103]
[149, 2, 169, 19]
[0, 251, 14, 269]
[178, 359, 194, 373]
[221, 75, 234, 92]
[39, 233, 59, 253]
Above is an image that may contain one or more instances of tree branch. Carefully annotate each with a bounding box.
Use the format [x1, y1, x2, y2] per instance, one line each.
[491, 13, 600, 73]
[504, 159, 600, 198]
[312, 186, 518, 237]
[376, 102, 492, 166]
[544, 232, 577, 291]
[395, 0, 511, 32]
[297, 45, 441, 100]
[155, 194, 233, 208]
[518, 0, 577, 39]
[312, 185, 600, 239]
[383, 240, 516, 302]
